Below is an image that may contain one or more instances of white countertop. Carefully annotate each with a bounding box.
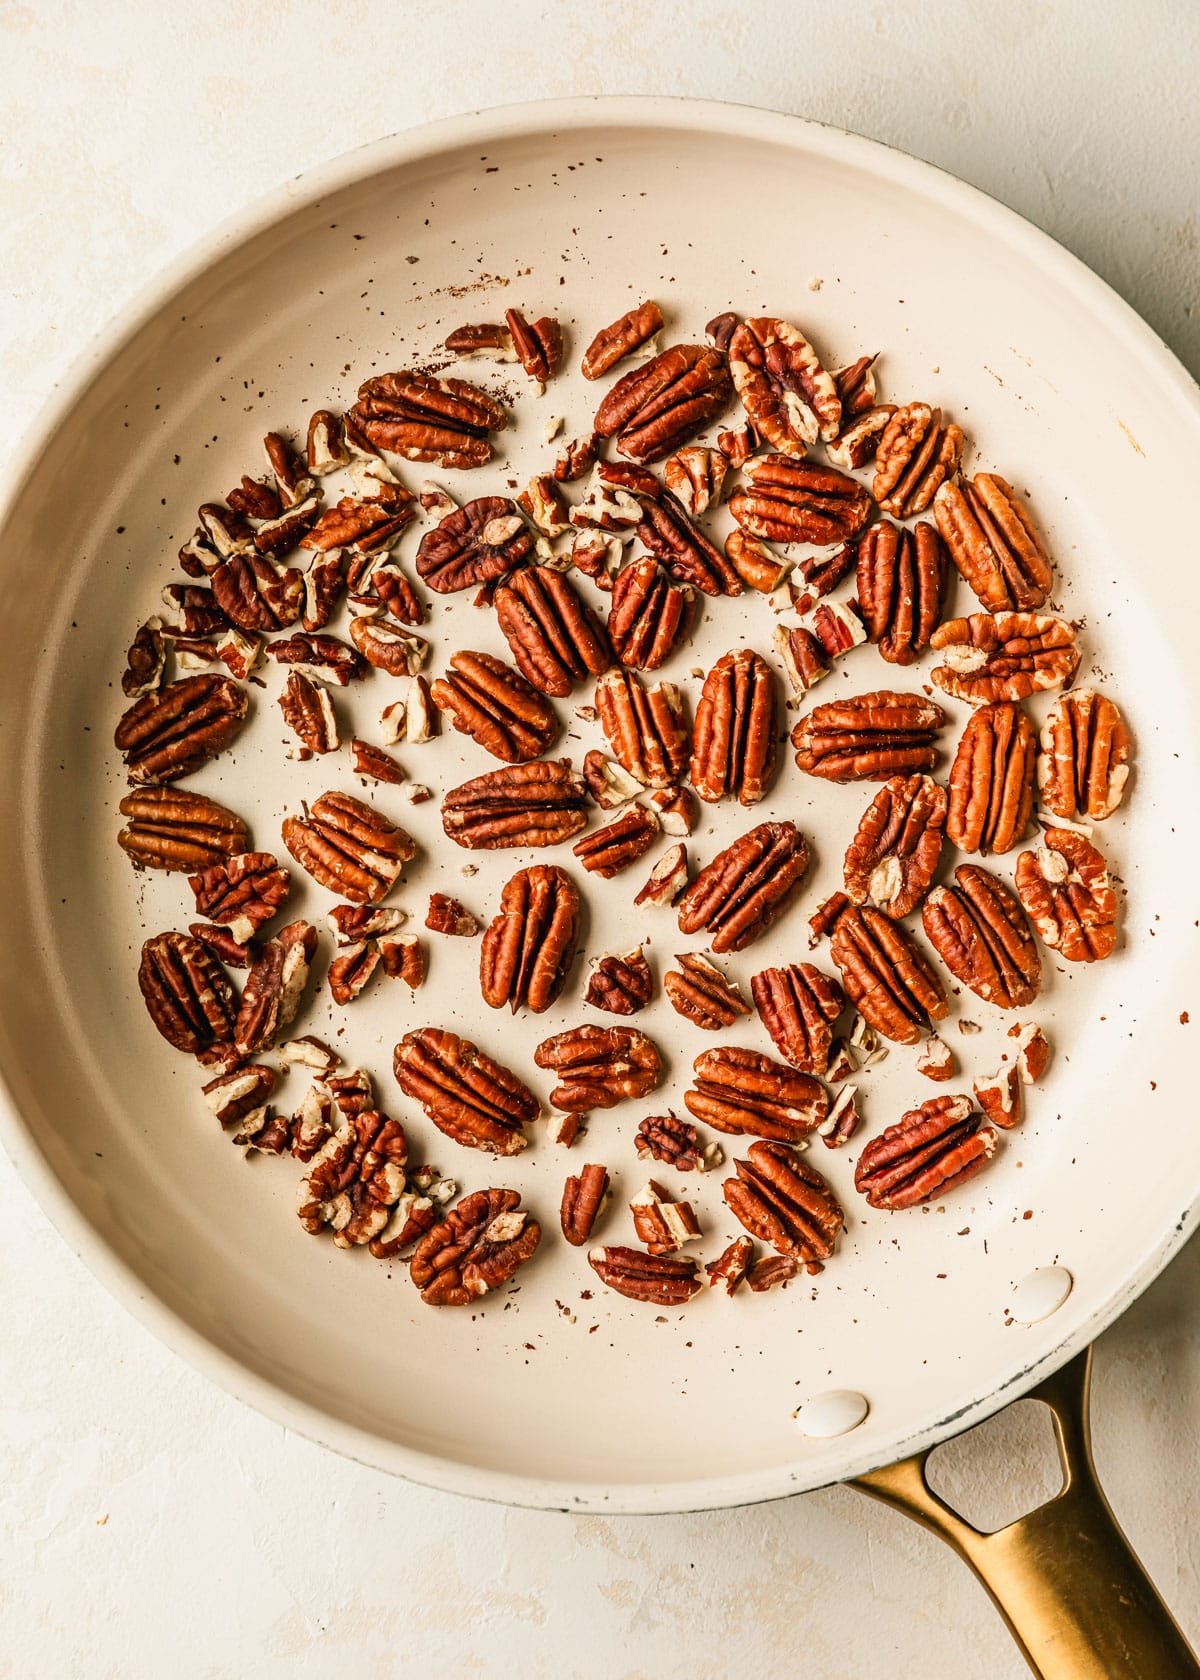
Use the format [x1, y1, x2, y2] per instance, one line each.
[3, 3, 1198, 1674]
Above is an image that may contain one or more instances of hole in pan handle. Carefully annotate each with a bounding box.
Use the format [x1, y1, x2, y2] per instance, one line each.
[851, 1348, 1198, 1680]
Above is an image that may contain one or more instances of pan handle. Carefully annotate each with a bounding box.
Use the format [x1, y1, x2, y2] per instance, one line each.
[852, 1348, 1198, 1679]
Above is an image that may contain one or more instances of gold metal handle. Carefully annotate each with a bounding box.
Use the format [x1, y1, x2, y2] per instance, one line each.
[853, 1348, 1198, 1679]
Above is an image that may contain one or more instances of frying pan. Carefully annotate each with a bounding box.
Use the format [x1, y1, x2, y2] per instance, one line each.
[1, 98, 1197, 1677]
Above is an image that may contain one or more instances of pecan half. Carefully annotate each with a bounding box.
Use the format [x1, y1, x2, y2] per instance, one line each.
[930, 613, 1081, 704]
[727, 317, 841, 453]
[606, 557, 693, 669]
[189, 851, 290, 941]
[416, 496, 534, 593]
[856, 520, 948, 665]
[750, 964, 845, 1073]
[634, 841, 689, 907]
[278, 670, 338, 756]
[689, 648, 778, 805]
[635, 1115, 722, 1173]
[393, 1027, 538, 1154]
[267, 631, 364, 685]
[138, 931, 238, 1054]
[663, 446, 726, 517]
[505, 307, 561, 382]
[431, 650, 558, 764]
[282, 791, 416, 904]
[1014, 828, 1118, 963]
[829, 906, 947, 1044]
[934, 473, 1053, 612]
[115, 674, 249, 784]
[585, 948, 653, 1015]
[441, 759, 589, 849]
[663, 953, 750, 1030]
[685, 1046, 828, 1143]
[631, 1181, 701, 1254]
[923, 865, 1041, 1007]
[348, 615, 429, 676]
[561, 1164, 611, 1246]
[210, 554, 304, 631]
[792, 690, 947, 782]
[855, 1094, 996, 1209]
[302, 491, 416, 555]
[234, 920, 316, 1055]
[843, 773, 948, 918]
[479, 864, 579, 1014]
[872, 404, 965, 518]
[947, 701, 1036, 854]
[1037, 689, 1131, 822]
[581, 300, 664, 379]
[117, 786, 249, 872]
[595, 668, 689, 787]
[724, 1140, 843, 1272]
[534, 1025, 661, 1110]
[349, 371, 506, 469]
[410, 1190, 541, 1304]
[298, 1108, 433, 1259]
[728, 455, 871, 547]
[593, 343, 731, 463]
[676, 820, 810, 953]
[493, 566, 611, 696]
[627, 469, 742, 597]
[588, 1245, 702, 1306]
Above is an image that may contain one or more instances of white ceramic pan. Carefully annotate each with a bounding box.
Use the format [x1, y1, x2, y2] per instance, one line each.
[2, 99, 1198, 1677]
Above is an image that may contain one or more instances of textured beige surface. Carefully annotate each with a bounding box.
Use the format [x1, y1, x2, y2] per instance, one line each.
[2, 2, 1199, 1675]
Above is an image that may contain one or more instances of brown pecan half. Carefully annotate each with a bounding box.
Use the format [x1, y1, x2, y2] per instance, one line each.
[619, 466, 742, 597]
[724, 529, 789, 594]
[935, 473, 1053, 612]
[210, 554, 303, 632]
[685, 1046, 828, 1143]
[729, 455, 871, 546]
[663, 445, 726, 517]
[189, 851, 290, 941]
[534, 1025, 661, 1110]
[750, 964, 845, 1073]
[347, 616, 428, 677]
[724, 1140, 843, 1272]
[442, 759, 589, 849]
[631, 1180, 701, 1254]
[634, 841, 689, 907]
[635, 1115, 722, 1173]
[792, 690, 947, 782]
[595, 668, 689, 787]
[829, 906, 947, 1044]
[493, 566, 612, 696]
[856, 520, 948, 665]
[282, 791, 416, 904]
[278, 670, 338, 756]
[1015, 828, 1118, 963]
[393, 1027, 538, 1154]
[505, 307, 561, 382]
[298, 1108, 435, 1258]
[676, 820, 810, 953]
[727, 317, 841, 453]
[480, 864, 579, 1013]
[431, 650, 558, 764]
[689, 648, 777, 806]
[855, 1094, 996, 1209]
[118, 786, 249, 872]
[923, 865, 1041, 1007]
[947, 701, 1036, 854]
[930, 613, 1081, 704]
[1038, 689, 1131, 822]
[426, 893, 479, 936]
[349, 371, 506, 469]
[267, 631, 364, 685]
[352, 561, 425, 626]
[234, 920, 316, 1055]
[115, 674, 249, 784]
[872, 404, 965, 518]
[606, 557, 694, 669]
[585, 948, 653, 1015]
[416, 496, 534, 593]
[301, 491, 417, 555]
[593, 343, 732, 463]
[581, 300, 664, 380]
[410, 1190, 540, 1304]
[138, 930, 238, 1054]
[843, 773, 948, 918]
[561, 1164, 611, 1245]
[664, 953, 750, 1031]
[588, 1245, 702, 1305]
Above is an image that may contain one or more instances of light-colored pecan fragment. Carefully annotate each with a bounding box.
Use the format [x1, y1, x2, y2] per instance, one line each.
[282, 791, 415, 904]
[138, 931, 238, 1055]
[635, 1115, 722, 1173]
[1015, 827, 1118, 962]
[829, 905, 947, 1044]
[349, 371, 506, 469]
[677, 820, 810, 953]
[585, 948, 653, 1015]
[442, 759, 589, 849]
[582, 751, 643, 809]
[534, 1024, 661, 1110]
[115, 674, 249, 784]
[686, 1045, 828, 1143]
[664, 953, 750, 1031]
[974, 1062, 1023, 1130]
[190, 923, 256, 969]
[750, 964, 845, 1073]
[210, 553, 304, 631]
[856, 520, 948, 665]
[631, 1180, 702, 1255]
[793, 690, 947, 783]
[634, 841, 689, 907]
[856, 1094, 996, 1209]
[872, 403, 965, 518]
[410, 1189, 541, 1304]
[301, 553, 347, 631]
[554, 433, 597, 482]
[843, 773, 948, 918]
[689, 648, 777, 806]
[505, 307, 561, 382]
[393, 1027, 538, 1155]
[267, 631, 364, 685]
[189, 851, 290, 942]
[588, 1245, 702, 1305]
[277, 1035, 340, 1073]
[807, 599, 868, 660]
[118, 785, 249, 872]
[479, 864, 579, 1014]
[306, 409, 348, 474]
[561, 1164, 611, 1246]
[573, 804, 659, 877]
[593, 343, 731, 463]
[817, 1084, 862, 1149]
[493, 565, 612, 696]
[426, 893, 479, 936]
[729, 454, 871, 546]
[380, 675, 437, 745]
[595, 668, 689, 787]
[234, 920, 316, 1056]
[1009, 1021, 1052, 1084]
[416, 496, 534, 593]
[917, 1035, 956, 1082]
[706, 1235, 754, 1295]
[663, 445, 726, 516]
[278, 670, 338, 756]
[518, 473, 570, 538]
[1037, 689, 1131, 822]
[606, 557, 694, 669]
[431, 649, 557, 765]
[774, 624, 830, 695]
[328, 904, 407, 946]
[581, 300, 664, 380]
[935, 473, 1053, 612]
[724, 529, 789, 594]
[645, 785, 695, 835]
[347, 615, 428, 677]
[923, 865, 1041, 1007]
[724, 1140, 844, 1272]
[203, 1062, 277, 1130]
[930, 613, 1081, 704]
[728, 317, 841, 453]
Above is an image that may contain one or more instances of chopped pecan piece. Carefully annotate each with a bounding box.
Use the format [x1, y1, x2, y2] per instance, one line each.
[306, 409, 348, 474]
[635, 1115, 722, 1173]
[534, 1025, 661, 1110]
[855, 1094, 996, 1209]
[554, 433, 597, 482]
[298, 1108, 435, 1258]
[328, 904, 407, 946]
[411, 1189, 541, 1304]
[267, 631, 364, 685]
[930, 613, 1081, 704]
[809, 891, 852, 945]
[935, 473, 1053, 612]
[843, 773, 948, 918]
[634, 841, 689, 907]
[793, 690, 947, 782]
[588, 1245, 702, 1305]
[706, 1235, 754, 1295]
[1037, 689, 1131, 822]
[189, 923, 256, 969]
[393, 1027, 538, 1154]
[581, 300, 664, 379]
[234, 920, 316, 1055]
[416, 496, 534, 593]
[573, 805, 659, 877]
[663, 445, 726, 517]
[210, 553, 304, 631]
[301, 492, 417, 555]
[278, 1034, 340, 1073]
[117, 786, 249, 872]
[630, 1181, 701, 1255]
[380, 675, 437, 745]
[689, 648, 778, 806]
[431, 650, 557, 764]
[282, 791, 416, 904]
[807, 599, 867, 660]
[719, 421, 759, 466]
[115, 674, 249, 784]
[685, 1045, 828, 1143]
[750, 964, 845, 1073]
[278, 670, 338, 756]
[829, 906, 947, 1044]
[121, 620, 165, 698]
[872, 403, 965, 518]
[728, 317, 841, 452]
[595, 668, 689, 787]
[664, 953, 750, 1031]
[1010, 1021, 1052, 1083]
[724, 530, 789, 594]
[351, 739, 405, 784]
[747, 1255, 801, 1292]
[856, 520, 948, 665]
[444, 322, 516, 360]
[1014, 828, 1118, 962]
[817, 1084, 863, 1148]
[426, 893, 479, 936]
[607, 557, 694, 669]
[347, 615, 428, 677]
[189, 851, 290, 942]
[774, 624, 830, 694]
[917, 1035, 956, 1082]
[252, 497, 321, 558]
[593, 342, 731, 463]
[493, 566, 611, 696]
[442, 759, 589, 849]
[138, 931, 238, 1055]
[582, 751, 643, 808]
[202, 1062, 277, 1129]
[480, 864, 579, 1013]
[561, 1164, 611, 1246]
[947, 701, 1036, 854]
[301, 553, 347, 631]
[505, 307, 562, 382]
[724, 1140, 843, 1272]
[729, 454, 871, 547]
[827, 403, 896, 471]
[381, 932, 425, 988]
[645, 784, 696, 835]
[585, 948, 653, 1015]
[923, 865, 1041, 1007]
[518, 473, 570, 538]
[974, 1063, 1023, 1130]
[328, 941, 381, 1004]
[349, 371, 506, 469]
[677, 820, 810, 953]
[352, 561, 425, 626]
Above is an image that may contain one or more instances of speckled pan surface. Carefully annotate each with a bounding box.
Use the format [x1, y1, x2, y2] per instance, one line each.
[1, 98, 1198, 1513]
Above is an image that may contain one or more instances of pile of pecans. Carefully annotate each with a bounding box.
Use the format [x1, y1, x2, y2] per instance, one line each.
[115, 295, 1128, 1307]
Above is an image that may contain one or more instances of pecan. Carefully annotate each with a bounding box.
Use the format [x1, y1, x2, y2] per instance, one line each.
[352, 562, 425, 626]
[727, 317, 841, 453]
[298, 1108, 435, 1258]
[930, 613, 1081, 704]
[393, 1027, 538, 1154]
[635, 1115, 722, 1173]
[234, 920, 316, 1055]
[138, 931, 238, 1054]
[380, 675, 437, 745]
[663, 446, 726, 517]
[923, 865, 1041, 1007]
[934, 473, 1053, 612]
[422, 892, 476, 937]
[716, 421, 758, 467]
[534, 1025, 661, 1110]
[570, 530, 625, 590]
[689, 648, 777, 806]
[833, 354, 879, 418]
[592, 342, 731, 463]
[351, 739, 404, 784]
[809, 891, 852, 945]
[607, 559, 694, 670]
[585, 948, 653, 1014]
[827, 404, 897, 471]
[442, 759, 589, 849]
[626, 469, 742, 597]
[189, 851, 290, 941]
[843, 773, 948, 918]
[479, 864, 579, 1013]
[1038, 689, 1131, 822]
[685, 1045, 828, 1143]
[328, 904, 407, 946]
[794, 538, 860, 603]
[774, 624, 830, 694]
[588, 1245, 702, 1305]
[380, 933, 425, 988]
[444, 322, 516, 360]
[302, 492, 416, 555]
[349, 371, 506, 469]
[554, 433, 597, 482]
[817, 1084, 863, 1148]
[210, 554, 303, 631]
[253, 496, 321, 557]
[431, 649, 557, 765]
[872, 404, 965, 518]
[416, 496, 534, 593]
[347, 615, 428, 677]
[723, 530, 789, 595]
[705, 312, 738, 352]
[917, 1034, 956, 1082]
[581, 300, 664, 379]
[747, 1255, 801, 1292]
[282, 791, 416, 903]
[115, 674, 249, 784]
[277, 1036, 339, 1073]
[202, 1063, 277, 1129]
[305, 409, 348, 474]
[518, 474, 570, 538]
[645, 785, 695, 835]
[974, 1063, 1023, 1130]
[631, 1181, 701, 1255]
[301, 553, 347, 631]
[947, 701, 1036, 854]
[1015, 828, 1118, 963]
[117, 786, 249, 872]
[855, 1094, 996, 1209]
[121, 620, 165, 698]
[829, 906, 947, 1044]
[856, 520, 948, 665]
[493, 566, 611, 695]
[1010, 1021, 1052, 1084]
[676, 820, 810, 953]
[663, 954, 750, 1030]
[729, 455, 871, 546]
[262, 433, 315, 506]
[706, 1235, 754, 1294]
[190, 923, 257, 969]
[582, 751, 643, 808]
[327, 942, 381, 1004]
[267, 631, 364, 685]
[326, 1068, 376, 1119]
[724, 1140, 843, 1272]
[807, 599, 867, 660]
[750, 964, 845, 1073]
[573, 804, 660, 876]
[595, 668, 689, 787]
[560, 1164, 611, 1246]
[792, 690, 947, 782]
[505, 307, 562, 382]
[411, 1189, 541, 1305]
[278, 670, 338, 756]
[634, 841, 689, 907]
